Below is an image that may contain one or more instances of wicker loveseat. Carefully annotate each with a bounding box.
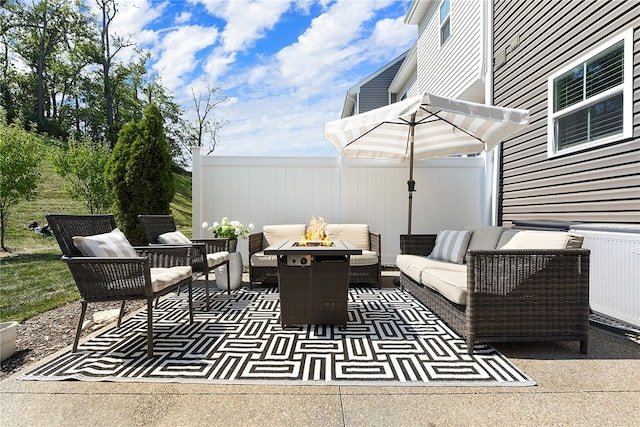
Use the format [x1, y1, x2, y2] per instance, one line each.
[397, 226, 590, 355]
[249, 223, 381, 287]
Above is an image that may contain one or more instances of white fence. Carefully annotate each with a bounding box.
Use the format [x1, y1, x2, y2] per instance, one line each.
[192, 148, 487, 265]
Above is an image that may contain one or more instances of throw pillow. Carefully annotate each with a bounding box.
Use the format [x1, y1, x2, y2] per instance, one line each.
[429, 230, 472, 264]
[73, 228, 138, 257]
[158, 231, 192, 245]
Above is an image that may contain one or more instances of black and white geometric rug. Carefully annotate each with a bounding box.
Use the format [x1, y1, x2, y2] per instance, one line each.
[19, 287, 534, 386]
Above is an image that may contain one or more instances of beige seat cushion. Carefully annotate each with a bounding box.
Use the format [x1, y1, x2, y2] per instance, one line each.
[325, 224, 370, 250]
[497, 230, 584, 249]
[463, 226, 507, 250]
[207, 251, 229, 267]
[420, 268, 468, 305]
[349, 250, 378, 266]
[263, 224, 306, 246]
[150, 266, 192, 293]
[396, 254, 432, 283]
[250, 251, 277, 267]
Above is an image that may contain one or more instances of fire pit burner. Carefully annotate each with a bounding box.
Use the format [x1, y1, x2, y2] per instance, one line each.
[294, 241, 334, 247]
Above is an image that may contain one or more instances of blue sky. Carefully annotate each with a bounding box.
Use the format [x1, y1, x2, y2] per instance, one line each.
[103, 0, 416, 156]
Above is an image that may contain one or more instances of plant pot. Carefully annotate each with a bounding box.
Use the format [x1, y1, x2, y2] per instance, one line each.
[1, 321, 19, 361]
[215, 251, 243, 291]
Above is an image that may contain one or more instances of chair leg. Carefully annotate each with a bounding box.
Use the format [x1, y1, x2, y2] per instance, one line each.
[226, 260, 231, 295]
[117, 300, 126, 327]
[204, 268, 210, 311]
[146, 298, 154, 358]
[73, 300, 88, 352]
[188, 281, 194, 324]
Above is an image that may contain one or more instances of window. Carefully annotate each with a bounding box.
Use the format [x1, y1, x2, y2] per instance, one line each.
[547, 29, 632, 156]
[440, 0, 450, 45]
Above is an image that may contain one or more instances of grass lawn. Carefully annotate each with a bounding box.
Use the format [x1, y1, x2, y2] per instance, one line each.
[0, 159, 192, 322]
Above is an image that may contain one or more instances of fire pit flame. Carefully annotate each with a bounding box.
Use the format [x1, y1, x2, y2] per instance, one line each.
[298, 216, 332, 246]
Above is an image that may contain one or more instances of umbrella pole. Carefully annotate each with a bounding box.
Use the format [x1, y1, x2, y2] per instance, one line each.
[407, 115, 416, 235]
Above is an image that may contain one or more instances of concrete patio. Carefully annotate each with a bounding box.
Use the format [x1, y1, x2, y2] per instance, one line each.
[1, 272, 638, 426]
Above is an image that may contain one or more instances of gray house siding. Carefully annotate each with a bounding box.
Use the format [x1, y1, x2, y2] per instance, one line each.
[357, 60, 405, 113]
[492, 0, 640, 226]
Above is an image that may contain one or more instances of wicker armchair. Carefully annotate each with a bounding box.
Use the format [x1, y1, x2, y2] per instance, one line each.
[138, 214, 230, 308]
[399, 234, 590, 354]
[46, 214, 194, 358]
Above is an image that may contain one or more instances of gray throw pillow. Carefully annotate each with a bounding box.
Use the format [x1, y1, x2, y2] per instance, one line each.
[429, 230, 472, 264]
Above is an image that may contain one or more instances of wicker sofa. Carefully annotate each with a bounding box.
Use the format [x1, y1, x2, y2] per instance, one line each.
[397, 226, 590, 355]
[249, 223, 381, 287]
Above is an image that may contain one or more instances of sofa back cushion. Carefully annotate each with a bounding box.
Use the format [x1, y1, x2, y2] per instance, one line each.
[158, 231, 192, 245]
[325, 224, 370, 250]
[497, 230, 584, 250]
[263, 224, 306, 246]
[429, 230, 472, 264]
[463, 226, 507, 250]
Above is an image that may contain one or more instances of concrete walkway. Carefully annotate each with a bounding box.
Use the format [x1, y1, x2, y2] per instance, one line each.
[2, 275, 639, 426]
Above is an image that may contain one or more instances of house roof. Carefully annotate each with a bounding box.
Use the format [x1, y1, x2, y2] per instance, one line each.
[405, 0, 438, 25]
[340, 50, 410, 118]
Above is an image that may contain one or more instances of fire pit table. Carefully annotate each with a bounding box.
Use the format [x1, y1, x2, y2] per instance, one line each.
[264, 240, 362, 327]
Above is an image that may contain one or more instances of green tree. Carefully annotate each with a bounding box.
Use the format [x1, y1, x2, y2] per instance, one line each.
[107, 104, 174, 244]
[51, 134, 112, 214]
[0, 112, 43, 251]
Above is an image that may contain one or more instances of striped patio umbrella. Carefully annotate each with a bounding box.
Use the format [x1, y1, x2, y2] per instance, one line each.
[323, 92, 529, 234]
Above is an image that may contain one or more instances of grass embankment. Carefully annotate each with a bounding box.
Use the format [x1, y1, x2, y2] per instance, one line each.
[0, 159, 192, 322]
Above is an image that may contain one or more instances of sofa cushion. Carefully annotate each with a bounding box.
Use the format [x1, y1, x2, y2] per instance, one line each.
[420, 268, 468, 305]
[250, 251, 277, 267]
[349, 250, 378, 266]
[463, 226, 507, 250]
[325, 224, 370, 250]
[73, 228, 138, 258]
[149, 266, 192, 293]
[157, 231, 191, 245]
[498, 230, 584, 250]
[429, 230, 472, 264]
[396, 254, 433, 283]
[263, 224, 306, 246]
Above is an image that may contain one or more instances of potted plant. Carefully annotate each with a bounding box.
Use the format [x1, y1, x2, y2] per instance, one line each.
[1, 321, 19, 361]
[202, 217, 254, 290]
[202, 217, 254, 252]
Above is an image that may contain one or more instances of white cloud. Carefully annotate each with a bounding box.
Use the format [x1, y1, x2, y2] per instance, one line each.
[371, 17, 417, 48]
[197, 0, 292, 52]
[153, 25, 219, 90]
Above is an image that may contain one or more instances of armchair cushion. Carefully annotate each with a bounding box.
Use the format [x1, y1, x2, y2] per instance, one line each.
[158, 231, 191, 245]
[429, 230, 472, 264]
[73, 228, 137, 257]
[207, 251, 229, 267]
[150, 266, 192, 293]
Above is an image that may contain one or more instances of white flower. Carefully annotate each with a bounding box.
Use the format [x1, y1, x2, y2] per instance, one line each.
[201, 221, 209, 229]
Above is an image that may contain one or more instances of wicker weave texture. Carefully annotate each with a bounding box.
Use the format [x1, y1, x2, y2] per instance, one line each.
[278, 256, 349, 326]
[46, 214, 194, 357]
[399, 234, 590, 355]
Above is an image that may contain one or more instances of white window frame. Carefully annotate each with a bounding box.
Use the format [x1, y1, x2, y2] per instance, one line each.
[440, 0, 451, 46]
[547, 29, 633, 157]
